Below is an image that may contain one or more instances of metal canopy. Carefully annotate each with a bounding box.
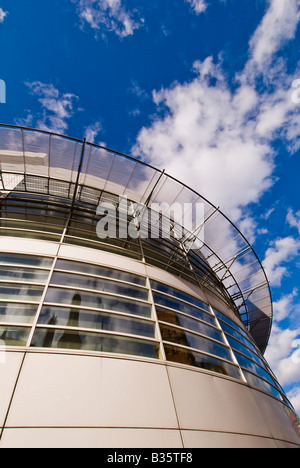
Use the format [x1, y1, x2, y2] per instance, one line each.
[0, 124, 273, 353]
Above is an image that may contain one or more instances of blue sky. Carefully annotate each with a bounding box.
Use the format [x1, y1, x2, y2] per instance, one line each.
[0, 0, 300, 412]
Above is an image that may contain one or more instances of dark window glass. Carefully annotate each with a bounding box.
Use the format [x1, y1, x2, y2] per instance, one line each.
[243, 371, 282, 399]
[160, 323, 233, 361]
[0, 253, 53, 268]
[38, 306, 155, 338]
[213, 308, 249, 340]
[153, 292, 216, 326]
[45, 287, 152, 318]
[234, 351, 278, 388]
[157, 308, 224, 343]
[226, 335, 265, 367]
[31, 328, 159, 359]
[164, 344, 242, 380]
[151, 281, 211, 312]
[0, 326, 30, 346]
[55, 259, 145, 286]
[50, 272, 148, 301]
[0, 267, 49, 283]
[0, 284, 44, 301]
[221, 321, 257, 354]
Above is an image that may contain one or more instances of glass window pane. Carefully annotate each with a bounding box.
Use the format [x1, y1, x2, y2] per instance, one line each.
[0, 326, 30, 346]
[0, 284, 44, 301]
[221, 321, 257, 353]
[243, 370, 281, 399]
[151, 281, 211, 312]
[157, 308, 224, 343]
[226, 335, 265, 367]
[234, 351, 278, 388]
[160, 324, 233, 361]
[44, 288, 152, 318]
[213, 308, 249, 340]
[0, 229, 61, 242]
[31, 328, 159, 359]
[0, 253, 53, 268]
[0, 219, 63, 234]
[50, 272, 148, 301]
[55, 259, 145, 286]
[38, 306, 155, 338]
[0, 267, 50, 283]
[164, 344, 242, 380]
[153, 292, 216, 326]
[0, 303, 38, 324]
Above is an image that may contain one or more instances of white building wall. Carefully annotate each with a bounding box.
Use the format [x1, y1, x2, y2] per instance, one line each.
[0, 351, 299, 448]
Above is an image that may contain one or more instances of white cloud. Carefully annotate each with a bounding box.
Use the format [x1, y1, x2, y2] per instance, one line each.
[287, 208, 300, 235]
[185, 0, 207, 14]
[0, 7, 8, 23]
[288, 387, 300, 415]
[273, 289, 298, 322]
[73, 0, 144, 38]
[19, 82, 80, 134]
[247, 0, 300, 72]
[262, 237, 300, 287]
[132, 1, 300, 221]
[185, 0, 227, 15]
[133, 56, 275, 220]
[265, 323, 300, 387]
[84, 121, 102, 143]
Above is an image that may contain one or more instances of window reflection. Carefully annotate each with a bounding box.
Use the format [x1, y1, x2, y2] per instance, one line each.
[57, 294, 83, 350]
[0, 267, 49, 283]
[0, 326, 30, 346]
[50, 271, 148, 301]
[55, 259, 145, 286]
[0, 253, 53, 268]
[160, 324, 233, 361]
[31, 327, 159, 359]
[0, 283, 44, 301]
[151, 281, 211, 312]
[45, 287, 152, 317]
[39, 306, 155, 338]
[0, 303, 38, 324]
[153, 293, 216, 326]
[157, 308, 224, 343]
[164, 345, 242, 380]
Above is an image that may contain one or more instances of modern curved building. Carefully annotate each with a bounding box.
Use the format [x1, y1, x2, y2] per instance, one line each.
[0, 124, 299, 448]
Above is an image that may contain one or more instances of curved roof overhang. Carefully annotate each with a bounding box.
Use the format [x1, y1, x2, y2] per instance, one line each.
[0, 124, 273, 353]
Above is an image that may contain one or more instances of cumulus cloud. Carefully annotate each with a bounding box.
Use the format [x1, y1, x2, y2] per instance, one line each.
[247, 0, 300, 72]
[132, 1, 300, 221]
[17, 82, 80, 135]
[288, 387, 300, 414]
[0, 7, 8, 23]
[132, 55, 277, 220]
[287, 208, 300, 235]
[185, 0, 208, 14]
[84, 121, 102, 143]
[265, 323, 300, 388]
[73, 0, 144, 38]
[273, 289, 299, 322]
[262, 237, 300, 287]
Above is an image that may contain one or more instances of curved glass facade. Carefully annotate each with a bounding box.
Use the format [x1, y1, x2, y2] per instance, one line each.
[0, 125, 299, 448]
[0, 250, 291, 405]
